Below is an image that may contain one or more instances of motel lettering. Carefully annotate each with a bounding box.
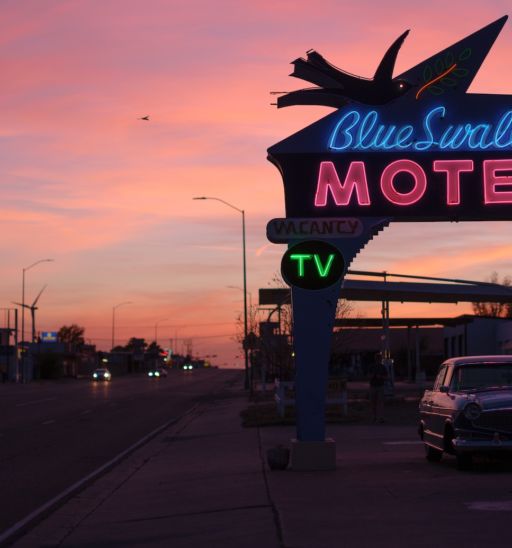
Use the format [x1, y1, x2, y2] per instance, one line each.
[315, 158, 512, 208]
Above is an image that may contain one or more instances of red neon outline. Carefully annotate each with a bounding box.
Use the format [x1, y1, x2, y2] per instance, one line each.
[433, 159, 474, 206]
[315, 161, 371, 207]
[483, 159, 512, 204]
[380, 159, 426, 206]
[416, 63, 457, 100]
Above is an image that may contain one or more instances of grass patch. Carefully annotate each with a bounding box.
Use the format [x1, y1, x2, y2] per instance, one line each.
[240, 401, 368, 428]
[240, 396, 421, 428]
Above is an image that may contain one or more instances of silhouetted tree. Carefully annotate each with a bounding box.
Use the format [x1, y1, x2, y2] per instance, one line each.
[58, 324, 85, 347]
[113, 337, 147, 352]
[146, 341, 163, 355]
[471, 272, 512, 317]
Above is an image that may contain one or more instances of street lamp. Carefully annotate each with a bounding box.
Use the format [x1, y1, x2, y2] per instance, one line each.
[154, 318, 168, 345]
[111, 301, 132, 350]
[227, 285, 253, 310]
[193, 196, 249, 390]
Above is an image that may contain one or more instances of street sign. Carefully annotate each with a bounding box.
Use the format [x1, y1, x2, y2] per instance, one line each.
[40, 331, 58, 343]
[281, 240, 344, 290]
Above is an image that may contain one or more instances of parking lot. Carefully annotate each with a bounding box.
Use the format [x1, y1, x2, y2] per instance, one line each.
[260, 394, 512, 548]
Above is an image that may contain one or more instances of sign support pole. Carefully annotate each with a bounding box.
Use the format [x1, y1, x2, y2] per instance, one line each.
[292, 282, 342, 442]
[288, 219, 389, 469]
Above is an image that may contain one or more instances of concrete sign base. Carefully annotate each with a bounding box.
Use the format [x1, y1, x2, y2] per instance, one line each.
[290, 438, 336, 471]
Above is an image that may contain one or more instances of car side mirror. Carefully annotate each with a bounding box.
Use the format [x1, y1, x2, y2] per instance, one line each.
[439, 386, 449, 393]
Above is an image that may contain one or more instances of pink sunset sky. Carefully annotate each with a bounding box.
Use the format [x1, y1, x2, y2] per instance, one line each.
[2, 0, 512, 366]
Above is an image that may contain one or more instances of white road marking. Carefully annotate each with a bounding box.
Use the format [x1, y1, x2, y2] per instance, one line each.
[42, 420, 56, 425]
[467, 500, 512, 511]
[382, 440, 423, 445]
[16, 397, 55, 407]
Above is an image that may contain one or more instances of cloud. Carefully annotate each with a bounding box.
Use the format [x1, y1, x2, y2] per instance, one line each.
[2, 0, 512, 366]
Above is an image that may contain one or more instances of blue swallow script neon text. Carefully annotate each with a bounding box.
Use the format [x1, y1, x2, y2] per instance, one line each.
[328, 106, 512, 152]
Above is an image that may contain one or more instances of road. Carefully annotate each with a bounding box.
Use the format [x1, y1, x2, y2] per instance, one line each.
[0, 368, 241, 536]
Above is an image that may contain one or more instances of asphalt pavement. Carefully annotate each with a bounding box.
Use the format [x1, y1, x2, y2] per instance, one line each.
[7, 378, 512, 548]
[0, 369, 236, 538]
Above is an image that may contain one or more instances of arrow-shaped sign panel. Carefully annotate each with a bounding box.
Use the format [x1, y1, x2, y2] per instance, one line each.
[268, 16, 512, 222]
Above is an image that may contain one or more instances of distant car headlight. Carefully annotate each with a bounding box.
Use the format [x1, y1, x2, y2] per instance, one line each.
[148, 371, 153, 377]
[93, 373, 98, 378]
[464, 402, 482, 421]
[104, 373, 110, 378]
[155, 371, 160, 377]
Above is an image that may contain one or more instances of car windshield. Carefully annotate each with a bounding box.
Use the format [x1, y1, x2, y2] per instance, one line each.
[452, 364, 512, 391]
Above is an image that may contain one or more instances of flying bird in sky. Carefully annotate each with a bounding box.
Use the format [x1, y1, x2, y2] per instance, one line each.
[138, 115, 150, 121]
[276, 30, 413, 108]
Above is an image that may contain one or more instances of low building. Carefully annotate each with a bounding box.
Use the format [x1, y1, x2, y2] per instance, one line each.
[0, 328, 16, 381]
[331, 325, 444, 379]
[443, 315, 512, 357]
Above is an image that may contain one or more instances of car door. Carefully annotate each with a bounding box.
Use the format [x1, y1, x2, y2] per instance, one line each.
[422, 365, 448, 448]
[430, 365, 455, 438]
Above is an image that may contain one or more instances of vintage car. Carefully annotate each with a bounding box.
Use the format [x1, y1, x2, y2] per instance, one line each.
[419, 356, 512, 469]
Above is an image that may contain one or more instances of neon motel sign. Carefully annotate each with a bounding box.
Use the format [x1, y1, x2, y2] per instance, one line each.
[328, 107, 512, 151]
[266, 16, 512, 446]
[316, 106, 512, 210]
[315, 157, 512, 208]
[268, 17, 512, 223]
[280, 240, 344, 290]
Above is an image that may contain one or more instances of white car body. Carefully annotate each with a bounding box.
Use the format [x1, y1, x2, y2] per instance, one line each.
[419, 356, 512, 469]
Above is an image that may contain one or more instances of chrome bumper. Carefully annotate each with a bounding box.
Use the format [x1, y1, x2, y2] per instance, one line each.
[453, 437, 512, 452]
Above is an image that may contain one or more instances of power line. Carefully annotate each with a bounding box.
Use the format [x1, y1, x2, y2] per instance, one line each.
[63, 321, 237, 330]
[88, 333, 236, 343]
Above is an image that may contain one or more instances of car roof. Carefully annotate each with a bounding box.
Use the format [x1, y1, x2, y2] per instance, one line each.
[443, 355, 512, 366]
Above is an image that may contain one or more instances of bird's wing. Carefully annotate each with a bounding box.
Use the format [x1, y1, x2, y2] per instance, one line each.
[291, 56, 345, 89]
[277, 88, 350, 109]
[373, 29, 409, 82]
[305, 50, 364, 87]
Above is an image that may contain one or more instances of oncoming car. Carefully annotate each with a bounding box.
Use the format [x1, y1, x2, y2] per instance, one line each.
[92, 368, 112, 382]
[419, 356, 512, 469]
[148, 367, 168, 378]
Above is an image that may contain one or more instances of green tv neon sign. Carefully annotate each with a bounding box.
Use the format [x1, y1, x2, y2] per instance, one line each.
[289, 253, 336, 277]
[281, 240, 344, 290]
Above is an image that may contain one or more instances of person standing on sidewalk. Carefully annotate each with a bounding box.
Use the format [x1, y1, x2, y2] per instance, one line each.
[369, 354, 388, 423]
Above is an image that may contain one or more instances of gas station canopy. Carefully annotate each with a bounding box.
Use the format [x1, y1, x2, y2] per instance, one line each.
[259, 279, 512, 306]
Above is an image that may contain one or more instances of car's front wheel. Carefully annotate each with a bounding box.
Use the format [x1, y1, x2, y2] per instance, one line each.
[425, 444, 443, 462]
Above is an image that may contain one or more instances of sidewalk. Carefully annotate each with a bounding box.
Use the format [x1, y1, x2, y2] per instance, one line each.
[12, 380, 512, 548]
[13, 382, 280, 548]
